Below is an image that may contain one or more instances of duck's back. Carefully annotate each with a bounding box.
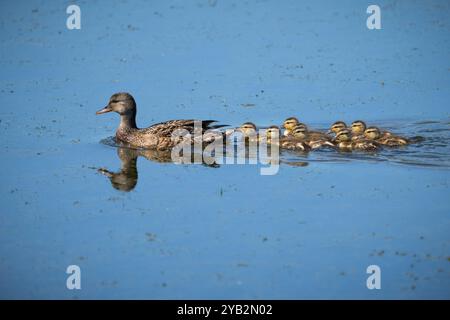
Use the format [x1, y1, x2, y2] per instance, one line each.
[117, 119, 224, 150]
[142, 119, 220, 136]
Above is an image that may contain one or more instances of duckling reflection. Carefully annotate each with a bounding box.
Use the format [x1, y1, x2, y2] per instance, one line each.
[98, 146, 219, 192]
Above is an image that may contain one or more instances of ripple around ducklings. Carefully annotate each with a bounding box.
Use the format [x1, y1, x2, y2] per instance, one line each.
[100, 120, 450, 169]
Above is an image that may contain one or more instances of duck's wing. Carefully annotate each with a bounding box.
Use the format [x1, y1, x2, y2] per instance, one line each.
[143, 119, 224, 137]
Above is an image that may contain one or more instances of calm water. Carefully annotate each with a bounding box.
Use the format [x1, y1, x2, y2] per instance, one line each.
[1, 0, 450, 299]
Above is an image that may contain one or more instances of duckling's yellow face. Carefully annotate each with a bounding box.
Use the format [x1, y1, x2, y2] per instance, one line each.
[239, 122, 257, 136]
[266, 126, 280, 140]
[283, 117, 299, 131]
[335, 129, 351, 142]
[330, 121, 347, 134]
[292, 126, 307, 139]
[364, 127, 381, 140]
[351, 121, 366, 134]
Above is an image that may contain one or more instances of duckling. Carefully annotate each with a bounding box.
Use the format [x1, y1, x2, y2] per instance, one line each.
[96, 92, 225, 150]
[294, 122, 330, 139]
[364, 127, 409, 147]
[334, 129, 379, 151]
[290, 125, 334, 150]
[333, 129, 353, 151]
[352, 121, 393, 140]
[279, 128, 311, 152]
[350, 120, 367, 141]
[328, 121, 348, 136]
[264, 126, 281, 144]
[282, 117, 300, 136]
[233, 122, 258, 142]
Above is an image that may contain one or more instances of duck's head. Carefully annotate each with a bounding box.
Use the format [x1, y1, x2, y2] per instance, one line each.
[238, 122, 257, 136]
[329, 121, 347, 134]
[351, 120, 366, 135]
[334, 128, 351, 142]
[292, 124, 308, 139]
[265, 126, 280, 141]
[294, 122, 308, 131]
[283, 117, 299, 131]
[96, 92, 137, 116]
[364, 127, 381, 140]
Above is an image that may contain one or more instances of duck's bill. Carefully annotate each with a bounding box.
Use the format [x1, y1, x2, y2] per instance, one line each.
[96, 106, 112, 115]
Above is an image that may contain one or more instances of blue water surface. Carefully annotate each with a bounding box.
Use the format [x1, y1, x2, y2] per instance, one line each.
[0, 0, 449, 299]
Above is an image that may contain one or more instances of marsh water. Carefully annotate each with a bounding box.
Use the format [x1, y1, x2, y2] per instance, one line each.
[1, 0, 450, 299]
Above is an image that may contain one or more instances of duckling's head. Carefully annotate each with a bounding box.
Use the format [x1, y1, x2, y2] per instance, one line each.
[294, 122, 308, 131]
[239, 122, 257, 135]
[351, 120, 367, 135]
[364, 127, 381, 140]
[292, 125, 308, 139]
[266, 126, 280, 141]
[329, 121, 347, 134]
[283, 117, 299, 131]
[334, 129, 351, 142]
[97, 92, 137, 116]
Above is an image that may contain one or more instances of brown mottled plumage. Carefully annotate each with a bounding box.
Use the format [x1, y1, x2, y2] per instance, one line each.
[290, 125, 334, 150]
[334, 129, 379, 151]
[364, 127, 409, 147]
[96, 93, 225, 150]
[280, 137, 311, 152]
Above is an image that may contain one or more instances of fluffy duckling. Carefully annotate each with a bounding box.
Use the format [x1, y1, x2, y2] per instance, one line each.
[279, 127, 311, 152]
[238, 122, 258, 141]
[238, 122, 257, 136]
[264, 126, 281, 144]
[291, 125, 334, 150]
[225, 122, 258, 144]
[364, 127, 409, 147]
[350, 120, 367, 141]
[328, 121, 348, 136]
[294, 122, 330, 140]
[282, 117, 300, 136]
[334, 129, 379, 151]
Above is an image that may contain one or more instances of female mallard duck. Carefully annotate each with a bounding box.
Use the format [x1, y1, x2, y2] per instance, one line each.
[364, 127, 409, 147]
[291, 125, 334, 150]
[282, 117, 300, 136]
[328, 121, 348, 136]
[96, 93, 225, 150]
[334, 129, 379, 151]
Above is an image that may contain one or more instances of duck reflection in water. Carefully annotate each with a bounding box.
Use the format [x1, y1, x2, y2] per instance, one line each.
[98, 141, 309, 192]
[97, 145, 221, 192]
